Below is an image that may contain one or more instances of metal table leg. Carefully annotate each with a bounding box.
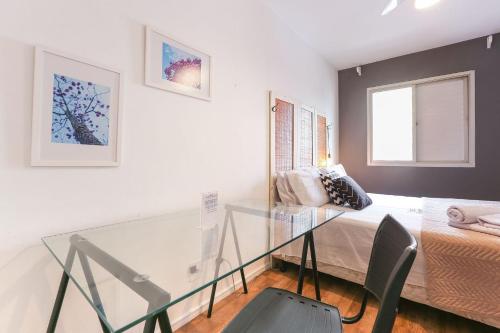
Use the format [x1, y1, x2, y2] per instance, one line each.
[47, 271, 70, 333]
[47, 246, 76, 333]
[296, 230, 321, 300]
[297, 233, 310, 295]
[158, 312, 173, 333]
[143, 316, 157, 333]
[309, 231, 321, 300]
[46, 236, 173, 333]
[207, 209, 247, 318]
[77, 250, 110, 332]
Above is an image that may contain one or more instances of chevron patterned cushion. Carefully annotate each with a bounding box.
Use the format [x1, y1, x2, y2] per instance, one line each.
[332, 176, 372, 210]
[320, 172, 345, 206]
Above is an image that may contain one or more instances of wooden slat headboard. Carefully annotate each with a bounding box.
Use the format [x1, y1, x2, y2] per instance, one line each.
[269, 91, 328, 205]
[316, 114, 327, 167]
[269, 92, 297, 205]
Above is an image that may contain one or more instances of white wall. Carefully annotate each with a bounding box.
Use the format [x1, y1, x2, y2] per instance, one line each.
[0, 0, 337, 331]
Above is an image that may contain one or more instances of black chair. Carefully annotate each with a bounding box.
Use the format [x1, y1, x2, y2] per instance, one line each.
[223, 214, 418, 333]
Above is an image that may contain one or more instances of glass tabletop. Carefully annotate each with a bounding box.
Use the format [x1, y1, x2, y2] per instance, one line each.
[42, 200, 343, 332]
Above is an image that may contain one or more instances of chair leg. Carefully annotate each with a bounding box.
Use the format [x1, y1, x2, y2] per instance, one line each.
[342, 291, 368, 324]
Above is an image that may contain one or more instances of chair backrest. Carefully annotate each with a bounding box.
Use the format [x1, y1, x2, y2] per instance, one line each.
[364, 215, 417, 333]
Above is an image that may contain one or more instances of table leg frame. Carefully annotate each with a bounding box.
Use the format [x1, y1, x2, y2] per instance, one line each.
[296, 230, 321, 301]
[47, 246, 76, 333]
[143, 311, 172, 333]
[46, 238, 173, 333]
[207, 210, 248, 318]
[309, 231, 321, 300]
[47, 209, 325, 331]
[46, 270, 70, 333]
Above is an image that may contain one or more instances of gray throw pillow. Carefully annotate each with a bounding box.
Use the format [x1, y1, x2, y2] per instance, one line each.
[332, 176, 372, 210]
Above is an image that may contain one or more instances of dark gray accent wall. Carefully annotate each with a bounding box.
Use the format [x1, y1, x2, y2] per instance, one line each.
[338, 33, 500, 200]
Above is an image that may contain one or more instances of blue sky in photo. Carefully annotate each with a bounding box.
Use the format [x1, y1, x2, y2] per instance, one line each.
[51, 74, 111, 145]
[162, 42, 201, 79]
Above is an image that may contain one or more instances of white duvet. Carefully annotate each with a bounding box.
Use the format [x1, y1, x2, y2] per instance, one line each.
[275, 192, 500, 328]
[277, 193, 427, 287]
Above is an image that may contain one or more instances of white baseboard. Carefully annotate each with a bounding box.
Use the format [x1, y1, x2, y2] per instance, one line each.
[171, 262, 270, 330]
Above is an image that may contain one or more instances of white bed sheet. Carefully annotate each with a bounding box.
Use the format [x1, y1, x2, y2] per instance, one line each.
[277, 193, 427, 288]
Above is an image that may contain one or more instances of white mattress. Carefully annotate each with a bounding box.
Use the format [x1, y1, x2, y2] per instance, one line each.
[277, 193, 427, 288]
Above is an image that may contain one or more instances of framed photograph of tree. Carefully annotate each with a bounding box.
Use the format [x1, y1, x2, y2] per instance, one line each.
[145, 26, 211, 100]
[31, 47, 123, 166]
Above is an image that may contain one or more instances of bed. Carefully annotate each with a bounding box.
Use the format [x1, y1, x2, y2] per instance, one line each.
[273, 193, 500, 329]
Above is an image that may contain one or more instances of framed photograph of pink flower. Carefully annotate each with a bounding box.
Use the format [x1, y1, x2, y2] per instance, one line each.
[145, 26, 211, 101]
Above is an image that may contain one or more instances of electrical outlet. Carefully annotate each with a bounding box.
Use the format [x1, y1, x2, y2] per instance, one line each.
[188, 262, 202, 282]
[189, 264, 199, 274]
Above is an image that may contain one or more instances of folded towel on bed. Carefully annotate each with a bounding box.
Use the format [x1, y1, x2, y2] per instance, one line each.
[448, 220, 500, 237]
[478, 214, 500, 230]
[446, 205, 500, 224]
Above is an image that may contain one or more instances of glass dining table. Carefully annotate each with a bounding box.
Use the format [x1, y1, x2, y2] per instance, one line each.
[43, 200, 344, 333]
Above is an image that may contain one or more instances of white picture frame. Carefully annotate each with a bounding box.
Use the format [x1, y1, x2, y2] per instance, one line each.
[31, 46, 124, 166]
[145, 26, 212, 101]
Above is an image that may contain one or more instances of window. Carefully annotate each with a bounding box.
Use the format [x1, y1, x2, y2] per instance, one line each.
[367, 71, 475, 167]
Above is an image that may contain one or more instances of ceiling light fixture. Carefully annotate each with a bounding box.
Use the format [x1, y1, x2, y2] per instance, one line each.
[487, 35, 493, 49]
[381, 0, 400, 16]
[381, 0, 440, 15]
[415, 0, 440, 10]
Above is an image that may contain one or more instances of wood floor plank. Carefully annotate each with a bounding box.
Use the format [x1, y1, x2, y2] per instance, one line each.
[176, 266, 498, 333]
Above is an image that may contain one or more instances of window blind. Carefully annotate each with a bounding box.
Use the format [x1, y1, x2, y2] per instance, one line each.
[416, 77, 468, 162]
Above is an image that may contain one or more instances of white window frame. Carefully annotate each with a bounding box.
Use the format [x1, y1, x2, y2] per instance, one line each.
[367, 71, 475, 168]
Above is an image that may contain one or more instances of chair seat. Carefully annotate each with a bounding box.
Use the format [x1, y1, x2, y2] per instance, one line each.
[223, 287, 343, 333]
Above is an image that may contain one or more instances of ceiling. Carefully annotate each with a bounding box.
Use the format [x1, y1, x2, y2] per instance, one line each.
[263, 0, 500, 69]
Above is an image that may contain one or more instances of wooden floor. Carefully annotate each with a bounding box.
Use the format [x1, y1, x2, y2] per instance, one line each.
[177, 265, 498, 333]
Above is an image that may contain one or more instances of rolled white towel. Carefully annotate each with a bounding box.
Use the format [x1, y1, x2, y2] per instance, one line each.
[478, 214, 500, 230]
[448, 220, 500, 237]
[447, 205, 500, 224]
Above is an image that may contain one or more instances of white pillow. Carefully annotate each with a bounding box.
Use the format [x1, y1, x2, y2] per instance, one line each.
[286, 168, 330, 207]
[319, 164, 347, 179]
[276, 172, 299, 205]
